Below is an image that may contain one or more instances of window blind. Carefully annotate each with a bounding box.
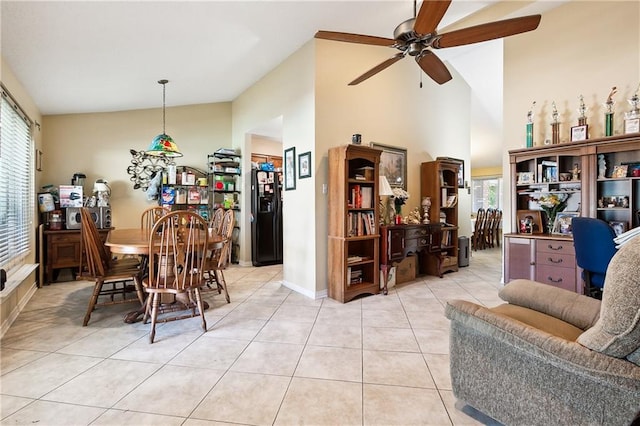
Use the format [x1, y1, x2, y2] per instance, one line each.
[0, 85, 33, 273]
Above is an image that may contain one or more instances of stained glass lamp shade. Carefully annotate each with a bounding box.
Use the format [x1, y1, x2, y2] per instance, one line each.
[145, 79, 182, 157]
[146, 133, 182, 157]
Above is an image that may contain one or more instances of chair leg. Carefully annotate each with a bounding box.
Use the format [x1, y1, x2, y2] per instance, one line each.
[143, 293, 152, 324]
[133, 276, 145, 306]
[215, 270, 231, 303]
[149, 293, 160, 343]
[194, 288, 207, 331]
[83, 279, 103, 326]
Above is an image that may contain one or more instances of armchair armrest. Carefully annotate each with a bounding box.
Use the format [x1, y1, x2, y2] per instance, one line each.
[498, 279, 601, 330]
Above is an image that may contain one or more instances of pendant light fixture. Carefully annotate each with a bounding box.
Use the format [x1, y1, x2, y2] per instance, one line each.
[146, 79, 182, 157]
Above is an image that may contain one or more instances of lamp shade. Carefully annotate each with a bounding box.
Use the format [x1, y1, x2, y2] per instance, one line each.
[146, 133, 182, 157]
[379, 175, 395, 196]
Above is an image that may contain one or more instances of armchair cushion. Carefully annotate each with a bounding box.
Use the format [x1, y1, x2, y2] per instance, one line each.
[577, 236, 640, 365]
[498, 279, 601, 330]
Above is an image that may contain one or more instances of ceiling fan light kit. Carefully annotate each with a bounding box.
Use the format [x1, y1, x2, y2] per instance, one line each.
[316, 0, 541, 86]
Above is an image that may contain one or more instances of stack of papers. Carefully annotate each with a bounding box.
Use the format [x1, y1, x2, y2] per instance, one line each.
[613, 226, 640, 248]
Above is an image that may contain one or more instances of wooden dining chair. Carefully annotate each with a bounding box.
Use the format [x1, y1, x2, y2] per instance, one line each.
[471, 208, 486, 251]
[79, 208, 144, 326]
[141, 206, 167, 231]
[209, 208, 225, 235]
[203, 209, 234, 303]
[143, 210, 209, 343]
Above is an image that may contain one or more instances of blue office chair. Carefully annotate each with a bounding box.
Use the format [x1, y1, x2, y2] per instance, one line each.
[571, 217, 618, 298]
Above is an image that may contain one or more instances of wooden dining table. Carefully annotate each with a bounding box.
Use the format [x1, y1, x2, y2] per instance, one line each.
[105, 227, 224, 255]
[105, 227, 225, 323]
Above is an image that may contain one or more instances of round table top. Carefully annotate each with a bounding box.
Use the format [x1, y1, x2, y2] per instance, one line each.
[106, 228, 224, 255]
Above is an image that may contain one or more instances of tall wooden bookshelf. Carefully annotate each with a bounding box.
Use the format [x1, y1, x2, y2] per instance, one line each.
[328, 144, 382, 302]
[421, 159, 460, 275]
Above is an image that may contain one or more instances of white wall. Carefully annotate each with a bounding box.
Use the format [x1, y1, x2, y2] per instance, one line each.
[232, 40, 317, 296]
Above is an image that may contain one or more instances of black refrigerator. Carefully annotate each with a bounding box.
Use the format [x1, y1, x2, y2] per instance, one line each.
[251, 169, 283, 266]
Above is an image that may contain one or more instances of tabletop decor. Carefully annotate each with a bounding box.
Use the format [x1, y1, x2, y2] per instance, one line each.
[392, 187, 409, 224]
[624, 84, 640, 134]
[551, 101, 560, 144]
[603, 86, 617, 137]
[526, 101, 536, 148]
[533, 193, 569, 234]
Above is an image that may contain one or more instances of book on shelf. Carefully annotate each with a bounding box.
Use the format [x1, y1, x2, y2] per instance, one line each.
[360, 186, 373, 209]
[347, 211, 376, 236]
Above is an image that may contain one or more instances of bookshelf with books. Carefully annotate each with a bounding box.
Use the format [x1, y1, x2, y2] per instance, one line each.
[328, 144, 382, 303]
[420, 159, 460, 275]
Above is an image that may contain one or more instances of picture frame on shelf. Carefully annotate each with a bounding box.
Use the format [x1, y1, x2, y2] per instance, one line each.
[517, 210, 543, 234]
[552, 211, 579, 235]
[370, 142, 407, 190]
[570, 125, 588, 141]
[623, 161, 640, 177]
[608, 221, 628, 237]
[298, 151, 311, 179]
[624, 117, 640, 134]
[611, 165, 628, 178]
[446, 194, 457, 207]
[517, 172, 535, 185]
[284, 146, 296, 190]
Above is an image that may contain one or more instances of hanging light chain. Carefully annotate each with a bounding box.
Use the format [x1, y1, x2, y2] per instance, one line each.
[158, 79, 168, 135]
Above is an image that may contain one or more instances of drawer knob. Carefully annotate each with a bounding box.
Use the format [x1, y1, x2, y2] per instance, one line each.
[548, 257, 563, 264]
[548, 244, 563, 251]
[547, 276, 563, 283]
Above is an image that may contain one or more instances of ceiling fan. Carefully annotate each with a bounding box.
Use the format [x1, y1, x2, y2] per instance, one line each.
[315, 0, 541, 86]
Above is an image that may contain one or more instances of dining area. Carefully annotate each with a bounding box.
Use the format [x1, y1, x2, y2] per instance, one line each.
[79, 206, 235, 343]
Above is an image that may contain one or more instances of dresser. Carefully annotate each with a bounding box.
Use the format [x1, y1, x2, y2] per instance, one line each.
[379, 223, 443, 293]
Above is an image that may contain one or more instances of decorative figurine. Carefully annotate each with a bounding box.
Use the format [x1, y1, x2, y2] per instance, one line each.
[421, 196, 431, 224]
[603, 86, 617, 137]
[598, 154, 607, 179]
[526, 101, 536, 148]
[572, 163, 581, 181]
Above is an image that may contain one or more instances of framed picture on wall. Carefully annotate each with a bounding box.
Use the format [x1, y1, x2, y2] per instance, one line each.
[370, 142, 407, 190]
[284, 147, 296, 190]
[298, 151, 311, 179]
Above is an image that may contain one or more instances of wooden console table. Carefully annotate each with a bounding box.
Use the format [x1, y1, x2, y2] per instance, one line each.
[379, 223, 443, 294]
[39, 228, 110, 286]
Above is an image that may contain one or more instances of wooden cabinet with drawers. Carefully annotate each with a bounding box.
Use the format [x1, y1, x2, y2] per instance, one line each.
[504, 234, 580, 293]
[40, 228, 110, 286]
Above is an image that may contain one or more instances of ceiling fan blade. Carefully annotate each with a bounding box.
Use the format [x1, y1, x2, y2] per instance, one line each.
[315, 30, 396, 47]
[433, 15, 541, 49]
[349, 53, 405, 85]
[414, 0, 452, 35]
[416, 51, 452, 85]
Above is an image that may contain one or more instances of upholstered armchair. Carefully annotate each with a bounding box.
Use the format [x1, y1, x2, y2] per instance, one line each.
[445, 235, 640, 425]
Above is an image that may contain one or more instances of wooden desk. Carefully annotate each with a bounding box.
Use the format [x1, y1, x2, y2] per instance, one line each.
[379, 223, 443, 294]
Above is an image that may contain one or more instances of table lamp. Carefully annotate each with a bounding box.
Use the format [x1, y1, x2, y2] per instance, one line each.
[379, 175, 395, 225]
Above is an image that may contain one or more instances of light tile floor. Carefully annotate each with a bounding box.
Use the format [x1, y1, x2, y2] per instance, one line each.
[1, 248, 504, 425]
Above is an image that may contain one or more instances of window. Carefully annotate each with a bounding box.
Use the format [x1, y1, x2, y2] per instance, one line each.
[471, 177, 503, 213]
[0, 84, 34, 273]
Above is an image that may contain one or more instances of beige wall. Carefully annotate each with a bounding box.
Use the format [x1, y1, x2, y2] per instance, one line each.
[503, 0, 640, 233]
[315, 39, 473, 238]
[1, 58, 43, 336]
[42, 103, 232, 229]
